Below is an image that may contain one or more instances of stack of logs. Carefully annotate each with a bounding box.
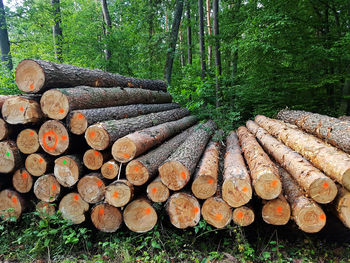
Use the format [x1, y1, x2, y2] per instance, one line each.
[1, 59, 350, 235]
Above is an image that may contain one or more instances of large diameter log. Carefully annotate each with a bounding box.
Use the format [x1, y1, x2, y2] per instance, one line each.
[25, 153, 51, 177]
[41, 87, 172, 120]
[255, 115, 350, 190]
[0, 119, 10, 141]
[67, 103, 179, 135]
[16, 59, 167, 93]
[126, 125, 197, 186]
[146, 176, 170, 203]
[105, 180, 134, 207]
[90, 203, 123, 233]
[262, 194, 291, 225]
[101, 160, 120, 180]
[232, 206, 255, 227]
[236, 126, 282, 200]
[83, 149, 111, 170]
[34, 174, 60, 202]
[2, 96, 43, 124]
[0, 189, 25, 220]
[16, 128, 40, 154]
[86, 108, 189, 150]
[54, 155, 83, 187]
[12, 168, 33, 193]
[0, 140, 22, 174]
[59, 192, 89, 224]
[279, 167, 326, 233]
[159, 121, 217, 191]
[202, 197, 232, 229]
[77, 173, 105, 204]
[222, 131, 252, 208]
[247, 120, 337, 204]
[277, 109, 350, 153]
[166, 192, 201, 229]
[123, 199, 158, 233]
[112, 115, 197, 163]
[334, 186, 350, 228]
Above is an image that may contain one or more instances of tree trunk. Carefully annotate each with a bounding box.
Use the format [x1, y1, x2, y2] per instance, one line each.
[186, 0, 192, 65]
[202, 196, 232, 228]
[101, 160, 119, 180]
[85, 108, 189, 150]
[206, 0, 212, 67]
[0, 189, 25, 220]
[33, 174, 61, 202]
[222, 131, 252, 207]
[198, 0, 206, 80]
[90, 203, 122, 233]
[236, 126, 281, 200]
[262, 194, 290, 226]
[146, 176, 170, 203]
[100, 0, 112, 62]
[0, 0, 12, 70]
[0, 118, 9, 141]
[334, 186, 350, 229]
[0, 140, 22, 174]
[212, 0, 221, 108]
[83, 149, 111, 171]
[159, 120, 216, 191]
[148, 0, 154, 77]
[12, 168, 33, 194]
[105, 179, 134, 208]
[54, 155, 83, 188]
[179, 26, 185, 67]
[16, 59, 168, 93]
[232, 206, 255, 226]
[246, 120, 337, 204]
[112, 115, 197, 163]
[16, 129, 40, 154]
[58, 192, 89, 224]
[25, 153, 52, 177]
[51, 0, 63, 62]
[126, 124, 197, 186]
[77, 173, 105, 204]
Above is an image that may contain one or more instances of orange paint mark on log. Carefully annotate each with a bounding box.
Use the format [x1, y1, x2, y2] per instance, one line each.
[19, 106, 24, 112]
[128, 82, 134, 87]
[44, 203, 48, 208]
[215, 213, 223, 221]
[113, 192, 119, 198]
[99, 208, 104, 215]
[193, 207, 199, 213]
[97, 180, 103, 187]
[90, 132, 95, 138]
[123, 153, 130, 159]
[42, 130, 58, 151]
[39, 158, 43, 163]
[22, 172, 27, 178]
[61, 136, 67, 141]
[51, 184, 57, 191]
[208, 179, 214, 184]
[134, 166, 140, 172]
[180, 171, 186, 179]
[29, 84, 34, 90]
[237, 211, 244, 219]
[29, 131, 34, 136]
[242, 186, 248, 193]
[12, 196, 17, 204]
[108, 164, 113, 169]
[77, 113, 84, 119]
[152, 187, 157, 194]
[276, 206, 283, 213]
[320, 214, 326, 221]
[145, 208, 151, 215]
[59, 109, 64, 114]
[94, 151, 100, 156]
[271, 180, 278, 187]
[323, 182, 329, 189]
[74, 195, 79, 201]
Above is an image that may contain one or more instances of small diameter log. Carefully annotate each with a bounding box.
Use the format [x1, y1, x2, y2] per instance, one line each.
[34, 174, 60, 202]
[0, 189, 25, 220]
[247, 120, 337, 204]
[232, 206, 255, 227]
[237, 126, 282, 200]
[101, 160, 120, 180]
[112, 116, 197, 163]
[67, 103, 179, 135]
[105, 180, 134, 207]
[222, 131, 252, 208]
[123, 199, 158, 233]
[334, 186, 350, 228]
[279, 167, 326, 233]
[202, 197, 232, 229]
[83, 149, 111, 170]
[38, 120, 70, 156]
[59, 192, 89, 224]
[25, 153, 51, 177]
[166, 192, 201, 229]
[0, 119, 10, 141]
[16, 59, 167, 93]
[91, 203, 123, 233]
[12, 168, 33, 193]
[126, 125, 197, 186]
[262, 194, 291, 225]
[16, 128, 40, 154]
[41, 87, 172, 120]
[146, 176, 170, 203]
[77, 173, 105, 204]
[2, 96, 43, 124]
[0, 140, 22, 174]
[255, 115, 350, 191]
[159, 121, 217, 191]
[36, 201, 56, 218]
[86, 108, 189, 150]
[54, 155, 83, 187]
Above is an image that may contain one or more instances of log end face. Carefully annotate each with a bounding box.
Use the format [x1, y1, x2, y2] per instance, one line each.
[0, 119, 9, 140]
[15, 59, 45, 93]
[77, 175, 105, 204]
[295, 204, 326, 233]
[0, 141, 16, 173]
[159, 161, 190, 191]
[83, 149, 104, 170]
[232, 206, 255, 227]
[191, 175, 217, 200]
[101, 160, 119, 180]
[12, 168, 33, 194]
[91, 204, 122, 233]
[16, 129, 40, 154]
[342, 169, 350, 192]
[262, 199, 291, 225]
[85, 124, 110, 151]
[124, 199, 157, 233]
[309, 177, 337, 204]
[39, 120, 70, 156]
[59, 193, 89, 224]
[25, 153, 47, 177]
[69, 112, 88, 135]
[254, 172, 282, 200]
[36, 201, 56, 219]
[222, 178, 252, 208]
[54, 156, 80, 187]
[105, 181, 132, 207]
[337, 190, 350, 228]
[34, 174, 60, 202]
[126, 160, 149, 186]
[112, 137, 136, 163]
[40, 89, 69, 120]
[202, 197, 232, 229]
[147, 181, 170, 203]
[0, 190, 23, 220]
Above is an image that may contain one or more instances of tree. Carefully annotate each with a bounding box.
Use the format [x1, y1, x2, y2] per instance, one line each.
[0, 0, 12, 70]
[212, 0, 221, 107]
[198, 0, 206, 80]
[186, 0, 192, 65]
[100, 0, 112, 62]
[206, 0, 212, 67]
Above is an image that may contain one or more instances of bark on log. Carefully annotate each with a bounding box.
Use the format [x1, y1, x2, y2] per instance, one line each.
[0, 118, 10, 141]
[83, 149, 111, 170]
[123, 199, 158, 233]
[90, 203, 123, 233]
[40, 87, 172, 120]
[67, 103, 179, 135]
[36, 201, 56, 218]
[16, 59, 167, 93]
[112, 115, 197, 163]
[100, 160, 119, 180]
[159, 120, 217, 191]
[16, 128, 40, 154]
[33, 174, 60, 202]
[202, 197, 232, 229]
[232, 206, 255, 227]
[262, 194, 291, 225]
[0, 140, 22, 174]
[85, 108, 189, 150]
[25, 153, 52, 177]
[126, 125, 197, 186]
[0, 189, 25, 220]
[338, 116, 350, 122]
[247, 120, 337, 204]
[237, 126, 282, 200]
[334, 186, 350, 229]
[146, 176, 170, 203]
[77, 173, 105, 204]
[12, 168, 33, 193]
[54, 155, 83, 187]
[58, 192, 89, 224]
[105, 179, 134, 208]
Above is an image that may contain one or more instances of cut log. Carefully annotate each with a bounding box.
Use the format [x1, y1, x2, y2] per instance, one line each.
[334, 186, 350, 228]
[146, 176, 170, 203]
[0, 95, 13, 109]
[25, 153, 51, 177]
[0, 140, 22, 174]
[222, 131, 252, 208]
[277, 109, 350, 154]
[338, 115, 350, 122]
[40, 87, 172, 120]
[279, 167, 326, 233]
[0, 189, 25, 220]
[16, 59, 167, 93]
[236, 126, 282, 200]
[202, 197, 232, 229]
[38, 120, 70, 156]
[2, 96, 43, 124]
[36, 201, 56, 218]
[0, 118, 10, 141]
[255, 115, 350, 191]
[16, 128, 40, 154]
[67, 103, 179, 135]
[126, 125, 197, 186]
[159, 121, 217, 191]
[59, 192, 89, 224]
[83, 149, 111, 170]
[77, 173, 105, 204]
[247, 120, 337, 204]
[90, 203, 123, 233]
[262, 194, 291, 225]
[12, 168, 33, 193]
[166, 192, 201, 229]
[105, 179, 134, 207]
[85, 108, 189, 150]
[112, 115, 197, 163]
[33, 174, 60, 202]
[232, 206, 255, 227]
[101, 160, 120, 180]
[54, 155, 83, 187]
